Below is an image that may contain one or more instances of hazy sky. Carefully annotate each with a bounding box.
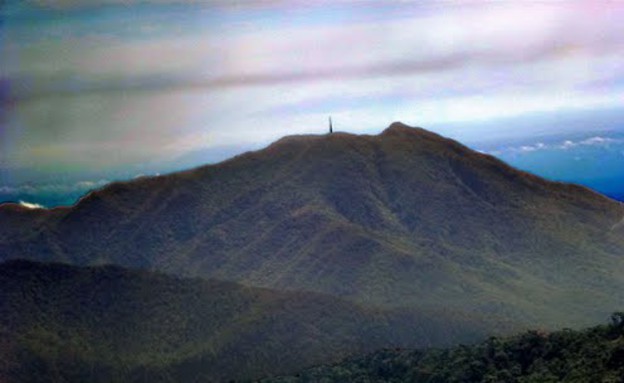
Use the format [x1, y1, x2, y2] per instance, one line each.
[2, 1, 624, 193]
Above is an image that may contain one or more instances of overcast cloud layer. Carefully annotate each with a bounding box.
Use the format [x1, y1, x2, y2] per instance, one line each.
[2, 1, 624, 186]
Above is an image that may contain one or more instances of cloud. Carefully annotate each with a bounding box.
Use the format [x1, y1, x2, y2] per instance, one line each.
[4, 55, 470, 102]
[18, 200, 46, 209]
[3, 1, 624, 179]
[560, 140, 576, 150]
[518, 143, 546, 153]
[4, 2, 624, 101]
[558, 136, 617, 150]
[580, 136, 613, 145]
[5, 0, 322, 13]
[0, 179, 109, 195]
[0, 186, 17, 194]
[491, 136, 622, 156]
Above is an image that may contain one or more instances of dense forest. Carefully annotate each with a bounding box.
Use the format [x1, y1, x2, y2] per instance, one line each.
[0, 260, 499, 383]
[263, 313, 624, 382]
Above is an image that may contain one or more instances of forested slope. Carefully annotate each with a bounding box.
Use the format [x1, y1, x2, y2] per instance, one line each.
[263, 314, 624, 382]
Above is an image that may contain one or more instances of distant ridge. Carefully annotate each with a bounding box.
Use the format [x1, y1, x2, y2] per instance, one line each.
[2, 122, 624, 332]
[0, 260, 507, 382]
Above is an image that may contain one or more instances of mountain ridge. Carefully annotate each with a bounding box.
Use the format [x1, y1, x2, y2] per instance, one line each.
[0, 121, 623, 211]
[1, 122, 623, 332]
[1, 121, 620, 212]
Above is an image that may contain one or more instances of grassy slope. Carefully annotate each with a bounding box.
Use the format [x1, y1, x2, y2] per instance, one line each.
[0, 260, 509, 383]
[1, 123, 623, 330]
[262, 315, 624, 383]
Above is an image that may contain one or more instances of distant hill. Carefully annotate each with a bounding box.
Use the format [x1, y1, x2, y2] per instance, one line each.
[2, 123, 624, 330]
[0, 260, 504, 383]
[263, 314, 624, 382]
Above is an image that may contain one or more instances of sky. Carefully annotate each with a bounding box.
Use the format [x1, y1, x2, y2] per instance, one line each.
[2, 1, 624, 206]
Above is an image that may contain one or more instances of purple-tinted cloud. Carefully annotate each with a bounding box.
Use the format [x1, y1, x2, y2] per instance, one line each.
[2, 1, 624, 181]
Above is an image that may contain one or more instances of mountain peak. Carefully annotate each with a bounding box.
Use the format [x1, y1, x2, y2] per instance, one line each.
[2, 120, 624, 336]
[268, 122, 438, 152]
[381, 121, 447, 142]
[385, 121, 414, 132]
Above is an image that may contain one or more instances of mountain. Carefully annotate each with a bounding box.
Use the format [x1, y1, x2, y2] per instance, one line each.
[263, 314, 624, 383]
[1, 122, 624, 329]
[0, 260, 501, 383]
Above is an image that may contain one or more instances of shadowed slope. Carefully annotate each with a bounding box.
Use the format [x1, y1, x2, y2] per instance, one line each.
[0, 260, 505, 383]
[262, 315, 624, 383]
[1, 122, 623, 328]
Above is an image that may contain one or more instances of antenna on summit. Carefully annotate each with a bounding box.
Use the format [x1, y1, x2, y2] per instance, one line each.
[329, 116, 333, 134]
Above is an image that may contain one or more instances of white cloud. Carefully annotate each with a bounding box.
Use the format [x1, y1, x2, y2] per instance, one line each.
[18, 200, 46, 209]
[492, 136, 622, 156]
[580, 136, 614, 145]
[518, 143, 545, 152]
[4, 2, 624, 176]
[558, 136, 617, 150]
[560, 140, 576, 150]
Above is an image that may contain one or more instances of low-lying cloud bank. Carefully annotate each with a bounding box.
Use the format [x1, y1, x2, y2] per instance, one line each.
[0, 179, 109, 196]
[489, 136, 624, 156]
[0, 179, 110, 207]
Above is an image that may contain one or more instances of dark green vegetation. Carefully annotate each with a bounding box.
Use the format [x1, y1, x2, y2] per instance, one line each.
[263, 314, 624, 383]
[2, 123, 623, 329]
[2, 123, 624, 381]
[0, 260, 501, 383]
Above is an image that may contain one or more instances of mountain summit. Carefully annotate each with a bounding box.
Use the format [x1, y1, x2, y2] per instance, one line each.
[2, 123, 623, 329]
